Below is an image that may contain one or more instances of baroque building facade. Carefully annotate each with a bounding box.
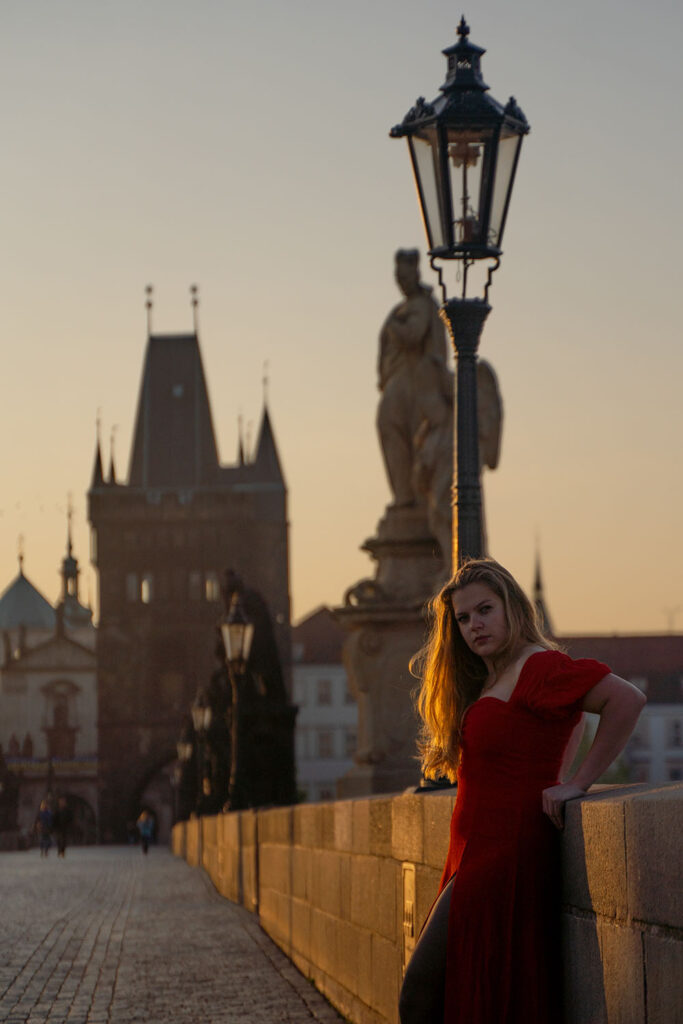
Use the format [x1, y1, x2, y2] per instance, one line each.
[0, 540, 97, 846]
[89, 329, 290, 841]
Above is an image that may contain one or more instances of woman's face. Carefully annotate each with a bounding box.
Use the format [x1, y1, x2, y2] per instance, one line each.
[451, 582, 508, 660]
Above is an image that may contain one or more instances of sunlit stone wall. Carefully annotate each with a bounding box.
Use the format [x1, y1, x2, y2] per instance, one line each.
[172, 783, 682, 1024]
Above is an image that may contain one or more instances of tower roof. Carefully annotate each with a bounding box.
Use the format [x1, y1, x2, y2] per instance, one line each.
[127, 333, 220, 489]
[0, 567, 55, 630]
[251, 405, 285, 486]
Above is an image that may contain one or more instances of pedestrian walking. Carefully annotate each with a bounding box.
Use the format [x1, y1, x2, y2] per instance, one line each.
[399, 557, 646, 1024]
[35, 800, 53, 858]
[136, 809, 154, 854]
[53, 796, 72, 857]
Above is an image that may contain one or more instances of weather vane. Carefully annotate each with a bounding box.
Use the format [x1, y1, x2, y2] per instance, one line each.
[190, 284, 199, 334]
[145, 284, 154, 335]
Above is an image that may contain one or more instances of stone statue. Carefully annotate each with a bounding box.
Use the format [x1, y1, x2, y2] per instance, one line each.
[377, 250, 452, 508]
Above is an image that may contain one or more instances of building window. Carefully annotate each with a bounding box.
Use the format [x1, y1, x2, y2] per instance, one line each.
[669, 721, 682, 748]
[317, 730, 334, 759]
[141, 574, 154, 604]
[90, 528, 98, 562]
[126, 573, 139, 602]
[205, 572, 221, 602]
[669, 767, 683, 781]
[344, 680, 356, 704]
[317, 679, 332, 706]
[42, 680, 79, 760]
[345, 729, 357, 758]
[318, 787, 335, 801]
[189, 572, 202, 601]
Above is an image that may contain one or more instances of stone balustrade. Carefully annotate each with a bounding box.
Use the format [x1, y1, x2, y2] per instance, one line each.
[172, 782, 682, 1024]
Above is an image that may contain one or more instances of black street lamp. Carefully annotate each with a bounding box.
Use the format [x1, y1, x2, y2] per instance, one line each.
[220, 588, 255, 811]
[391, 17, 529, 567]
[191, 688, 212, 814]
[175, 720, 194, 822]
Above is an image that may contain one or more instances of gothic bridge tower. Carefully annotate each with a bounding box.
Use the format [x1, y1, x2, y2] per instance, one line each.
[89, 309, 290, 840]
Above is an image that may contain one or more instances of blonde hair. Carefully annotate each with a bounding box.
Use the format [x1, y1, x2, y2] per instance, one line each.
[412, 558, 556, 782]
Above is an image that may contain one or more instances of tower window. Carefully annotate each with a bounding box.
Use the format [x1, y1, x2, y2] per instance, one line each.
[205, 572, 220, 602]
[126, 573, 139, 602]
[141, 574, 154, 604]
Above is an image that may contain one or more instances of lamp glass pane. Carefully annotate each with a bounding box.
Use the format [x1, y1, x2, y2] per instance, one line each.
[242, 622, 255, 662]
[489, 130, 522, 248]
[409, 130, 444, 249]
[224, 622, 246, 662]
[445, 127, 491, 246]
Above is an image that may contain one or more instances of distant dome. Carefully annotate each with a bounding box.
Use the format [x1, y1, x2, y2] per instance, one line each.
[0, 571, 55, 629]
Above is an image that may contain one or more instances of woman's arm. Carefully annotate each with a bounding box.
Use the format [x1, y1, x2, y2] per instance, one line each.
[542, 673, 646, 829]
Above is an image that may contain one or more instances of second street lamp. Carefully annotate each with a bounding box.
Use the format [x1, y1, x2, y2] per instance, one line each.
[220, 589, 255, 811]
[391, 16, 529, 568]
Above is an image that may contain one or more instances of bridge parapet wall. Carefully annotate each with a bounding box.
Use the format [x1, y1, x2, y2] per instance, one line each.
[172, 783, 682, 1024]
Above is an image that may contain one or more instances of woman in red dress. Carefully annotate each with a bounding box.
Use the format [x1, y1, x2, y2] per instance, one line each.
[399, 558, 646, 1024]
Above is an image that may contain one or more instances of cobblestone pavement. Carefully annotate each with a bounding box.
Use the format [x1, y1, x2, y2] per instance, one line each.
[0, 846, 345, 1024]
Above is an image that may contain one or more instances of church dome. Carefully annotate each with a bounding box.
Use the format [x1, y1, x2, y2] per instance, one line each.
[0, 569, 56, 630]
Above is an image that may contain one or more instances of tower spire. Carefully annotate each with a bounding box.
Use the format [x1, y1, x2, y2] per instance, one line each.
[17, 535, 24, 575]
[90, 413, 104, 488]
[533, 541, 553, 636]
[237, 413, 246, 466]
[109, 426, 118, 485]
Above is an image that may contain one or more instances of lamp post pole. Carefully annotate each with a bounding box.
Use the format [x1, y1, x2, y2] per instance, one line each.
[391, 17, 529, 569]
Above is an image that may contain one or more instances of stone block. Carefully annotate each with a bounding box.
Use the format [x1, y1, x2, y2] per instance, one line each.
[258, 805, 293, 844]
[294, 803, 320, 848]
[259, 843, 291, 895]
[597, 919, 644, 1024]
[290, 897, 311, 962]
[321, 803, 336, 849]
[334, 801, 353, 851]
[356, 927, 374, 1009]
[422, 791, 455, 869]
[370, 932, 401, 1022]
[562, 790, 627, 920]
[377, 859, 400, 942]
[352, 798, 371, 854]
[316, 850, 343, 919]
[369, 798, 393, 858]
[626, 786, 683, 929]
[350, 855, 380, 932]
[291, 846, 310, 901]
[644, 932, 683, 1024]
[336, 918, 362, 993]
[391, 794, 424, 863]
[310, 907, 338, 976]
[562, 912, 607, 1024]
[339, 852, 352, 920]
[238, 808, 256, 847]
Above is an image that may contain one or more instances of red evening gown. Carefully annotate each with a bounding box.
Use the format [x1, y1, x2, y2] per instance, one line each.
[438, 650, 610, 1024]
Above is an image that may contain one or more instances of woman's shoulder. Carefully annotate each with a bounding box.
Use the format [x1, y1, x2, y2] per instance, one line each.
[516, 648, 612, 716]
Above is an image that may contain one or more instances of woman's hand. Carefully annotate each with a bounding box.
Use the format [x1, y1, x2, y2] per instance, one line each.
[542, 782, 586, 830]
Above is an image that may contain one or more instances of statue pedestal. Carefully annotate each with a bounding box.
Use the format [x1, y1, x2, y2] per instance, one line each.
[335, 505, 446, 798]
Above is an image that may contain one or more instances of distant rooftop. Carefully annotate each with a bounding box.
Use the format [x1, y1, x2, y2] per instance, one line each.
[0, 569, 56, 630]
[292, 607, 344, 664]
